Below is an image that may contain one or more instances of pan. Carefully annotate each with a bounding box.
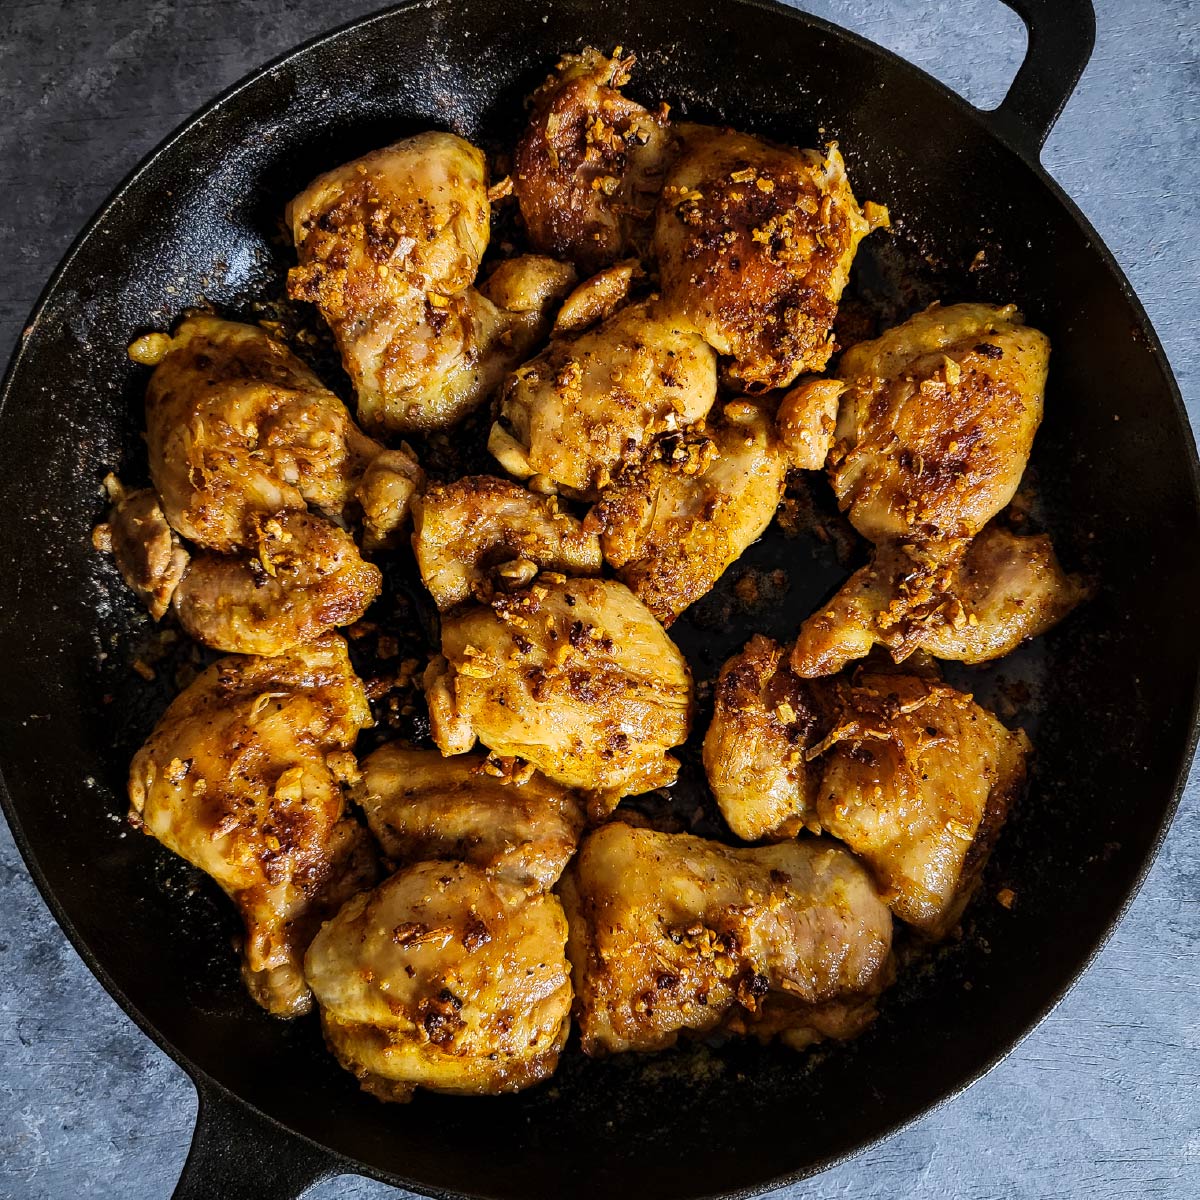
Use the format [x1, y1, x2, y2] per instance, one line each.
[1, 1, 1197, 1197]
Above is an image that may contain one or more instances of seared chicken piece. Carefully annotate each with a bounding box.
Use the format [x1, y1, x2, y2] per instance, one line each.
[144, 315, 421, 552]
[424, 576, 691, 812]
[816, 672, 1029, 936]
[92, 480, 189, 620]
[655, 127, 883, 391]
[304, 861, 572, 1100]
[288, 132, 575, 432]
[412, 475, 601, 610]
[588, 400, 787, 624]
[356, 744, 584, 890]
[514, 48, 671, 273]
[791, 525, 1085, 677]
[703, 636, 827, 841]
[489, 298, 718, 498]
[561, 824, 892, 1055]
[831, 302, 1049, 542]
[173, 511, 381, 656]
[356, 447, 427, 551]
[775, 377, 845, 470]
[127, 636, 376, 1016]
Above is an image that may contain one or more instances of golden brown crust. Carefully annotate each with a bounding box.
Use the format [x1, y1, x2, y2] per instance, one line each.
[703, 635, 827, 841]
[127, 635, 376, 1016]
[831, 302, 1049, 541]
[514, 49, 670, 273]
[173, 511, 382, 656]
[655, 128, 875, 390]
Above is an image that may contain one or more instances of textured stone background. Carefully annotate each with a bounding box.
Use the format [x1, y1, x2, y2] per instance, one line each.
[0, 1, 1196, 1197]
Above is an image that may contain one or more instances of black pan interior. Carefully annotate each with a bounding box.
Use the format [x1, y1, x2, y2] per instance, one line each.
[1, 1, 1198, 1197]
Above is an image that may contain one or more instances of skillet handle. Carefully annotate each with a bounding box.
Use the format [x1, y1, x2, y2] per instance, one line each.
[171, 1078, 337, 1200]
[992, 0, 1096, 156]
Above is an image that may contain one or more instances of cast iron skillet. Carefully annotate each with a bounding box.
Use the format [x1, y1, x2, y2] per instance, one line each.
[1, 0, 1198, 1196]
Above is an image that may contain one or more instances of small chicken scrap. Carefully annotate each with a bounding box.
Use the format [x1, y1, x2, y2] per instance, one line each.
[514, 48, 671, 272]
[305, 861, 572, 1100]
[655, 125, 887, 391]
[127, 635, 377, 1016]
[561, 823, 892, 1055]
[355, 744, 585, 891]
[288, 132, 576, 432]
[424, 576, 692, 813]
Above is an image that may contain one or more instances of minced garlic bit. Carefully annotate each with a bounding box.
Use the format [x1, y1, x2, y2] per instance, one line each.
[127, 331, 173, 366]
[996, 887, 1016, 909]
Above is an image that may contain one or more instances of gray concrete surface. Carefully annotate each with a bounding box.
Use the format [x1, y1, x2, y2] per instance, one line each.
[0, 1, 1196, 1197]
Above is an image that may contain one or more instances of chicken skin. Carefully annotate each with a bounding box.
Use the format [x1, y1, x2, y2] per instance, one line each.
[304, 861, 572, 1100]
[587, 399, 787, 625]
[424, 576, 691, 812]
[173, 511, 381, 656]
[145, 315, 418, 553]
[703, 635, 827, 842]
[514, 48, 671, 273]
[791, 524, 1085, 676]
[92, 481, 190, 621]
[560, 824, 892, 1055]
[355, 744, 584, 891]
[816, 672, 1029, 936]
[412, 475, 601, 611]
[489, 298, 718, 498]
[288, 133, 575, 432]
[830, 302, 1049, 543]
[127, 635, 377, 1016]
[655, 127, 884, 391]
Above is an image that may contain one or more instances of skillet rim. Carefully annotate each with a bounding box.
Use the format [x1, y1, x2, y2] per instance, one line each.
[0, 0, 1197, 1195]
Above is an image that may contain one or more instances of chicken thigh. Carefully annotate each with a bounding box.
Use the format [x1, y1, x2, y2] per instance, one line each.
[173, 510, 381, 656]
[424, 576, 691, 812]
[514, 48, 671, 272]
[145, 315, 416, 553]
[655, 126, 884, 390]
[304, 862, 572, 1100]
[127, 635, 377, 1016]
[355, 744, 584, 890]
[412, 475, 601, 610]
[288, 133, 575, 431]
[587, 399, 787, 624]
[560, 823, 892, 1055]
[830, 302, 1049, 542]
[489, 298, 718, 498]
[791, 524, 1085, 676]
[815, 671, 1029, 936]
[703, 635, 827, 842]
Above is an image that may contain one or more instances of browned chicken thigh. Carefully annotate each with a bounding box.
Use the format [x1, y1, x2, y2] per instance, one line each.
[489, 297, 718, 498]
[561, 823, 892, 1055]
[830, 302, 1049, 543]
[173, 511, 381, 656]
[288, 132, 575, 432]
[815, 671, 1029, 936]
[587, 399, 788, 624]
[304, 861, 572, 1100]
[127, 635, 377, 1016]
[703, 635, 827, 842]
[424, 576, 692, 812]
[355, 744, 584, 890]
[791, 524, 1085, 676]
[412, 475, 601, 610]
[514, 48, 671, 272]
[655, 126, 885, 391]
